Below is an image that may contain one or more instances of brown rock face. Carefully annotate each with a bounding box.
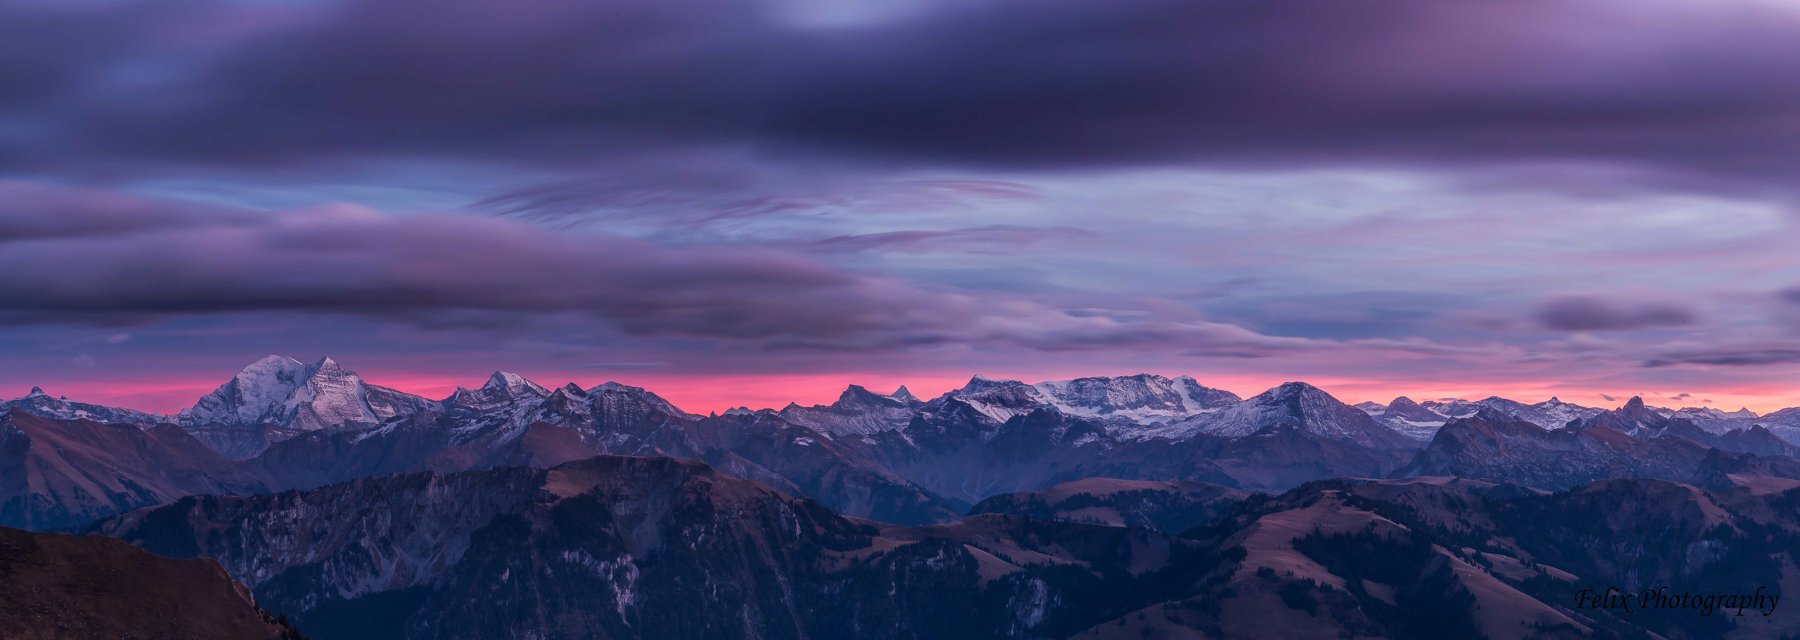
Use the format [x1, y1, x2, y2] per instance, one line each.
[0, 526, 298, 640]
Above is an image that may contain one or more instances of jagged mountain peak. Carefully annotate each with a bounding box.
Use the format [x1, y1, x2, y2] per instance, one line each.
[776, 384, 917, 437]
[247, 353, 304, 368]
[1272, 380, 1315, 392]
[1258, 381, 1334, 404]
[585, 381, 696, 419]
[444, 370, 550, 410]
[2, 387, 169, 427]
[1145, 380, 1416, 449]
[483, 371, 546, 395]
[178, 355, 431, 457]
[958, 374, 1027, 393]
[890, 385, 918, 403]
[835, 384, 907, 409]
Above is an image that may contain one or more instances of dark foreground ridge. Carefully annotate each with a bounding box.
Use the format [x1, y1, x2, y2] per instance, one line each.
[0, 525, 304, 640]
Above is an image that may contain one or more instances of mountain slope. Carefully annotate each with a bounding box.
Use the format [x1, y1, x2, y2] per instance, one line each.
[96, 455, 1230, 640]
[0, 411, 269, 530]
[0, 387, 168, 426]
[1402, 407, 1800, 491]
[968, 478, 1248, 533]
[0, 526, 301, 640]
[1155, 382, 1418, 450]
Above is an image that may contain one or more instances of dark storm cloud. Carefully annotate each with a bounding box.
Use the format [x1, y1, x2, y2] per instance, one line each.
[1644, 349, 1800, 368]
[1536, 296, 1698, 332]
[5, 0, 1800, 185]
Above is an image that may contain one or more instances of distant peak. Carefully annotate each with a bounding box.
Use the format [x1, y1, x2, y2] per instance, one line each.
[1623, 396, 1646, 410]
[891, 385, 918, 402]
[25, 386, 46, 398]
[1546, 396, 1562, 404]
[1270, 381, 1320, 395]
[478, 371, 545, 397]
[241, 354, 304, 371]
[484, 370, 529, 388]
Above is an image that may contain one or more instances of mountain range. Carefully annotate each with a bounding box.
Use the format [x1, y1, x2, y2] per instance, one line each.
[82, 457, 1800, 640]
[8, 356, 1800, 638]
[7, 355, 1800, 532]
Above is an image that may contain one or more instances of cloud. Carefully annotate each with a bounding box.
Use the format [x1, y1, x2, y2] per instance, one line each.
[0, 182, 257, 241]
[5, 0, 1800, 192]
[1644, 348, 1800, 367]
[474, 173, 1040, 231]
[1600, 393, 1618, 402]
[1536, 296, 1697, 331]
[0, 182, 1320, 356]
[804, 225, 1090, 254]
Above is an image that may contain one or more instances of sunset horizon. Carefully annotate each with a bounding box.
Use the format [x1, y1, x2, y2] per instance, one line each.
[13, 353, 1798, 418]
[5, 1, 1800, 638]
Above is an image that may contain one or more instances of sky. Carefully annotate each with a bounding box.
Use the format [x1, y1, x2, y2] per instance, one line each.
[2, 0, 1799, 414]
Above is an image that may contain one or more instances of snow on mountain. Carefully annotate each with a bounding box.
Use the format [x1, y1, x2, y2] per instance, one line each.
[1355, 396, 1448, 441]
[779, 384, 918, 436]
[1415, 396, 1604, 430]
[1762, 407, 1800, 445]
[443, 371, 550, 411]
[926, 373, 1240, 428]
[180, 356, 430, 432]
[1662, 406, 1760, 434]
[0, 387, 170, 426]
[1148, 382, 1417, 449]
[1031, 374, 1240, 423]
[586, 381, 699, 421]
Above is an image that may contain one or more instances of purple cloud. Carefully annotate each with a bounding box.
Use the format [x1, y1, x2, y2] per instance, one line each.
[2, 0, 1799, 193]
[0, 182, 1325, 356]
[1645, 349, 1800, 368]
[804, 225, 1091, 254]
[1536, 296, 1697, 331]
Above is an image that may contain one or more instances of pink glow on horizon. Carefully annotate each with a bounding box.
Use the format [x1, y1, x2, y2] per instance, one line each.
[12, 369, 1800, 418]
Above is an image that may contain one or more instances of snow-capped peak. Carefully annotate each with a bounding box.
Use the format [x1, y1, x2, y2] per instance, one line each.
[25, 386, 46, 398]
[483, 371, 547, 396]
[179, 355, 430, 435]
[1142, 381, 1415, 449]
